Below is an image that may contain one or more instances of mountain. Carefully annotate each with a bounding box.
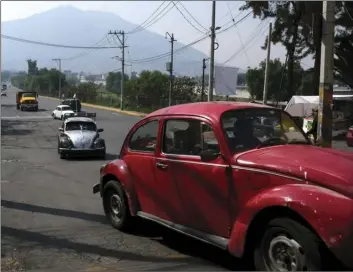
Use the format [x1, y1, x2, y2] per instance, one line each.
[1, 6, 208, 76]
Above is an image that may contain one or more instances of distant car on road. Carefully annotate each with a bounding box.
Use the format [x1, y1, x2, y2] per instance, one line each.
[61, 98, 81, 112]
[17, 91, 39, 111]
[52, 105, 75, 120]
[346, 126, 353, 147]
[93, 101, 353, 271]
[1, 90, 7, 96]
[58, 115, 105, 159]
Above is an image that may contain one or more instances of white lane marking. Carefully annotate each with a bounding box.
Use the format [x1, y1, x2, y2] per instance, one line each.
[1, 115, 52, 120]
[112, 113, 120, 116]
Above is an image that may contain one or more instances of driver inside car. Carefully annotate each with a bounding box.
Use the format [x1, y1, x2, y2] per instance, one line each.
[232, 118, 260, 151]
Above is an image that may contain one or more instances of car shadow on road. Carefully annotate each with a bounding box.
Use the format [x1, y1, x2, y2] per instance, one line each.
[1, 200, 107, 224]
[1, 226, 200, 265]
[66, 153, 119, 162]
[1, 200, 246, 270]
[37, 109, 48, 112]
[155, 230, 249, 271]
[0, 200, 159, 238]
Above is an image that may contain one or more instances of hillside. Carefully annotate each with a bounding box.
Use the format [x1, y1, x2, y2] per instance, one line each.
[1, 6, 208, 76]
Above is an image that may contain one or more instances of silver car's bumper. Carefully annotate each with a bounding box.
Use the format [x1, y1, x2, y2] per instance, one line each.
[59, 147, 105, 157]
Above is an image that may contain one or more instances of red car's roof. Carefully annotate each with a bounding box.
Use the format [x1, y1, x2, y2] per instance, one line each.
[146, 101, 273, 121]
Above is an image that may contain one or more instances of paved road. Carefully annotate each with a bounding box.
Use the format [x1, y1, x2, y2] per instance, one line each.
[1, 89, 243, 271]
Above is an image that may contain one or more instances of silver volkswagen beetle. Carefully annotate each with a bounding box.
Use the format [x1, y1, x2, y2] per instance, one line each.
[58, 116, 105, 159]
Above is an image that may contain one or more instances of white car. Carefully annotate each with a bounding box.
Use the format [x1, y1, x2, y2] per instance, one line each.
[52, 105, 75, 120]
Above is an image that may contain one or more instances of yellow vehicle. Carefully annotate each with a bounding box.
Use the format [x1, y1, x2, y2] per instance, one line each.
[16, 91, 39, 111]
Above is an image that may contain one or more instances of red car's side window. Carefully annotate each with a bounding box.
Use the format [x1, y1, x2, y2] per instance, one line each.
[162, 119, 220, 156]
[128, 120, 159, 153]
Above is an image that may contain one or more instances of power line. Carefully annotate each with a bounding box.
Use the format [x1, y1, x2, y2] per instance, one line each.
[127, 34, 209, 64]
[217, 11, 252, 34]
[216, 2, 243, 24]
[223, 19, 270, 64]
[173, 1, 208, 33]
[1, 34, 119, 49]
[127, 11, 251, 65]
[126, 1, 166, 34]
[61, 35, 111, 61]
[127, 2, 176, 34]
[227, 2, 251, 66]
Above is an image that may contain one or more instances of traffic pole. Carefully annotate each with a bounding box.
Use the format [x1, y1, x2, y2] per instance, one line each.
[166, 32, 176, 106]
[201, 58, 206, 101]
[317, 1, 335, 148]
[208, 1, 216, 102]
[109, 31, 127, 110]
[262, 23, 272, 105]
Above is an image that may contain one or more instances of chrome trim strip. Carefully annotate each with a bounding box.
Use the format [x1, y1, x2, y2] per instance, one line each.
[232, 165, 304, 182]
[137, 211, 229, 250]
[157, 157, 226, 167]
[156, 157, 304, 182]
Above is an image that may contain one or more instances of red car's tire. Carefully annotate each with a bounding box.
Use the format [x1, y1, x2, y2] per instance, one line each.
[254, 218, 323, 271]
[103, 180, 133, 231]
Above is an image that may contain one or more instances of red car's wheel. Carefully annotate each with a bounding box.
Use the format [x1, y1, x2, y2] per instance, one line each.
[254, 218, 323, 271]
[103, 180, 133, 231]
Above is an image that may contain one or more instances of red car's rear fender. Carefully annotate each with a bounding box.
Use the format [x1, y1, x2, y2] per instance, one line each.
[228, 184, 353, 258]
[101, 159, 140, 216]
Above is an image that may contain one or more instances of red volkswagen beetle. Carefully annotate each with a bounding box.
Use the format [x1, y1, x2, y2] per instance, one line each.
[93, 102, 353, 271]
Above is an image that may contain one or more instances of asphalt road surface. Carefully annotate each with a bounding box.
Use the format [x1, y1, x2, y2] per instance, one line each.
[1, 88, 244, 271]
[2, 88, 351, 271]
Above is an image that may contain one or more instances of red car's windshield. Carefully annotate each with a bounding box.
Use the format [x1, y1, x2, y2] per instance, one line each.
[221, 108, 309, 153]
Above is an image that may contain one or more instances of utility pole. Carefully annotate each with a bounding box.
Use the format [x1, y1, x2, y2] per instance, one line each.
[52, 58, 62, 99]
[262, 22, 272, 105]
[208, 1, 216, 102]
[317, 1, 335, 148]
[166, 32, 176, 106]
[201, 58, 209, 102]
[109, 31, 127, 110]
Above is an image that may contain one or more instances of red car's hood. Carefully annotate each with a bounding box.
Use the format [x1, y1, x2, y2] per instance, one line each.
[235, 145, 353, 197]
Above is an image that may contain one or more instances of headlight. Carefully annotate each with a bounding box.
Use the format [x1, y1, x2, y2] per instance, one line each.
[60, 136, 73, 147]
[94, 138, 105, 148]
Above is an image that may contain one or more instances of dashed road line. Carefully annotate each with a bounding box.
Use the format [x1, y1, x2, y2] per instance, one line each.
[1, 115, 52, 120]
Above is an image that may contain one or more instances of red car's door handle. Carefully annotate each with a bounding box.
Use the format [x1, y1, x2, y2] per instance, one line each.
[156, 162, 168, 169]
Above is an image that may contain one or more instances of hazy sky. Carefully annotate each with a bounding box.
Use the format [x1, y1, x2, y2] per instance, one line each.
[1, 1, 313, 70]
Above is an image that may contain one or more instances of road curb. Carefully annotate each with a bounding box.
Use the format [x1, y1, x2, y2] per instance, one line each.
[40, 96, 146, 117]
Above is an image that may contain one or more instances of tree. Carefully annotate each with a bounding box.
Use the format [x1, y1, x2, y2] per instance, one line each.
[245, 58, 304, 101]
[173, 76, 199, 103]
[241, 1, 353, 89]
[27, 59, 38, 76]
[67, 82, 98, 103]
[105, 71, 129, 93]
[1, 70, 12, 82]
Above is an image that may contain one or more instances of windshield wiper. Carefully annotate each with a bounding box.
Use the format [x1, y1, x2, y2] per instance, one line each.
[256, 137, 287, 149]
